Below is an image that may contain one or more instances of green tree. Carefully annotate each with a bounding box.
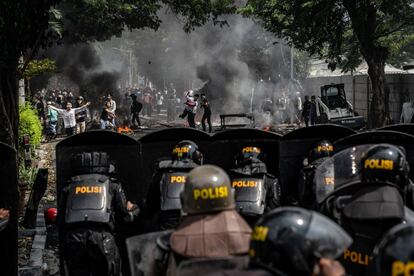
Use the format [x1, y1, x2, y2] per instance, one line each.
[0, 1, 235, 274]
[242, 0, 414, 127]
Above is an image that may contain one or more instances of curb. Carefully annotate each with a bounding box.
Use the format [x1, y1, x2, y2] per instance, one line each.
[19, 206, 46, 276]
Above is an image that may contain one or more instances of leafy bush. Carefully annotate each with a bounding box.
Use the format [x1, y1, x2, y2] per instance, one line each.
[18, 162, 38, 187]
[19, 104, 42, 147]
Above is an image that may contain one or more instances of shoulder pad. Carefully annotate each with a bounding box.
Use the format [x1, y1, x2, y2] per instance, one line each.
[71, 174, 109, 180]
[158, 160, 174, 169]
[158, 160, 197, 170]
[156, 231, 172, 251]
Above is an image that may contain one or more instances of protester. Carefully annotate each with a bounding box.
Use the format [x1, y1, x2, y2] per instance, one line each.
[155, 91, 164, 114]
[100, 101, 116, 130]
[310, 95, 317, 126]
[179, 90, 196, 120]
[302, 95, 311, 127]
[74, 96, 88, 134]
[143, 91, 153, 117]
[107, 94, 117, 126]
[187, 94, 199, 128]
[46, 102, 58, 140]
[400, 96, 414, 123]
[130, 94, 142, 128]
[49, 102, 90, 136]
[200, 93, 212, 132]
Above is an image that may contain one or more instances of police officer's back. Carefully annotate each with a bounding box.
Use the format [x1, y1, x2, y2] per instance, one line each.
[318, 144, 410, 276]
[298, 140, 334, 209]
[58, 152, 139, 276]
[126, 165, 252, 276]
[145, 140, 203, 230]
[229, 146, 280, 225]
[205, 207, 351, 276]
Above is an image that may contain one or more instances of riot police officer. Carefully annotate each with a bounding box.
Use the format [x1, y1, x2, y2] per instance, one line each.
[318, 144, 409, 276]
[372, 223, 414, 276]
[298, 140, 333, 208]
[206, 207, 351, 276]
[361, 143, 414, 211]
[228, 146, 280, 225]
[58, 152, 139, 276]
[145, 140, 203, 230]
[126, 165, 252, 276]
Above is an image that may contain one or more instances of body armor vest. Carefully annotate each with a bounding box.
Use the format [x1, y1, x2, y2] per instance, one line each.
[65, 174, 112, 224]
[329, 186, 404, 276]
[230, 174, 267, 216]
[158, 160, 198, 211]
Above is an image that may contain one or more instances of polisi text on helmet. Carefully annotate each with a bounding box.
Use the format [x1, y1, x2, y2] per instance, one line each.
[242, 147, 261, 154]
[317, 145, 333, 152]
[193, 186, 228, 200]
[364, 159, 394, 170]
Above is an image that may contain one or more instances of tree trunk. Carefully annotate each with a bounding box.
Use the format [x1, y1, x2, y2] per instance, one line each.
[0, 64, 19, 276]
[366, 57, 387, 128]
[0, 65, 19, 148]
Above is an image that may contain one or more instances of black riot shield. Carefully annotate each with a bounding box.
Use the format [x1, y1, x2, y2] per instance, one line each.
[139, 128, 211, 198]
[126, 230, 172, 276]
[279, 124, 356, 204]
[209, 129, 282, 176]
[176, 256, 249, 276]
[231, 176, 266, 215]
[0, 143, 18, 276]
[334, 130, 414, 180]
[56, 131, 141, 276]
[378, 124, 414, 136]
[56, 130, 141, 204]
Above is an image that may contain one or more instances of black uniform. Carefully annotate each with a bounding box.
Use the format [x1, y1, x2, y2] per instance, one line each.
[317, 144, 409, 276]
[297, 157, 328, 209]
[302, 99, 311, 127]
[229, 158, 280, 226]
[58, 175, 138, 276]
[145, 159, 198, 230]
[201, 97, 212, 133]
[130, 97, 142, 127]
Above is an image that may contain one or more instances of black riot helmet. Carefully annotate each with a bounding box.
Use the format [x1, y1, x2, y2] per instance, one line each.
[249, 207, 352, 276]
[180, 165, 235, 214]
[360, 144, 409, 190]
[372, 223, 414, 276]
[172, 140, 203, 165]
[238, 146, 264, 163]
[308, 140, 334, 164]
[70, 152, 110, 175]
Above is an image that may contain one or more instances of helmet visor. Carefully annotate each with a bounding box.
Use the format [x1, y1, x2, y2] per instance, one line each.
[314, 145, 373, 203]
[306, 211, 353, 259]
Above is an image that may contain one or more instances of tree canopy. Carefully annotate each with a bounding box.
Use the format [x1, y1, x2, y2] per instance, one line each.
[241, 0, 414, 126]
[242, 1, 414, 71]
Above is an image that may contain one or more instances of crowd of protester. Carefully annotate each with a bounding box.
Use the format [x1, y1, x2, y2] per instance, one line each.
[33, 85, 332, 140]
[31, 84, 194, 140]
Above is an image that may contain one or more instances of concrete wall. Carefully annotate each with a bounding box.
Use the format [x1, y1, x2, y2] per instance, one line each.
[304, 74, 414, 124]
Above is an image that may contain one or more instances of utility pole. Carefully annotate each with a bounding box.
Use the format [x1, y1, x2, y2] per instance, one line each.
[289, 46, 294, 93]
